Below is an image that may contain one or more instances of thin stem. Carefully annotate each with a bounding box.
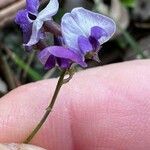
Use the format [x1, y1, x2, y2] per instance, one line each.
[23, 69, 67, 144]
[44, 21, 62, 36]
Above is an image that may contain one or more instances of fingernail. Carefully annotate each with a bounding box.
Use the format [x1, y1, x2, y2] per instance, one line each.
[0, 143, 46, 150]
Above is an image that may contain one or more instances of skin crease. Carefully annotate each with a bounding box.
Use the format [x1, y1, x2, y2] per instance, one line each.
[0, 60, 150, 150]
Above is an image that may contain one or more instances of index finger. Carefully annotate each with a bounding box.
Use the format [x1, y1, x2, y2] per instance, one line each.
[0, 60, 150, 150]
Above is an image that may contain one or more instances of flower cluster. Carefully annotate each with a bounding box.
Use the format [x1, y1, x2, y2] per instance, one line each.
[16, 0, 116, 69]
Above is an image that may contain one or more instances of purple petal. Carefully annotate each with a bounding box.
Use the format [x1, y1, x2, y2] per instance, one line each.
[69, 7, 116, 45]
[78, 35, 93, 54]
[45, 55, 56, 69]
[38, 48, 51, 65]
[38, 49, 56, 69]
[40, 46, 87, 67]
[15, 9, 32, 44]
[26, 0, 41, 15]
[57, 58, 71, 69]
[89, 36, 100, 51]
[91, 26, 107, 40]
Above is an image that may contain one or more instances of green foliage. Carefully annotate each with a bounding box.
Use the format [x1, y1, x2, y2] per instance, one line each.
[12, 53, 42, 81]
[120, 0, 136, 7]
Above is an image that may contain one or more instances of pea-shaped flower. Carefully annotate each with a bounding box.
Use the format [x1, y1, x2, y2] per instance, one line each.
[38, 7, 116, 69]
[15, 0, 59, 48]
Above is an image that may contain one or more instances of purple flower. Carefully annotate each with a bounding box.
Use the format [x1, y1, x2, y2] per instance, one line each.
[15, 0, 59, 48]
[38, 7, 116, 69]
[38, 46, 87, 69]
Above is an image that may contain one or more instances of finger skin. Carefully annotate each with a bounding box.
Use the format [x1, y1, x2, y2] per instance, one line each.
[0, 60, 150, 150]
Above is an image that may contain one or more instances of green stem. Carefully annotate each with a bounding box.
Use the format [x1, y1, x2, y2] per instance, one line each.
[23, 69, 67, 144]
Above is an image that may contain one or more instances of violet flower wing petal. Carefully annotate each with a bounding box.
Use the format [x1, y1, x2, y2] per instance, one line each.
[38, 48, 71, 69]
[26, 0, 59, 47]
[89, 36, 100, 51]
[91, 26, 107, 40]
[57, 58, 71, 69]
[44, 55, 56, 69]
[61, 13, 86, 53]
[39, 46, 87, 67]
[38, 47, 51, 65]
[78, 35, 93, 54]
[15, 9, 32, 44]
[26, 0, 41, 15]
[71, 7, 116, 45]
[38, 48, 56, 69]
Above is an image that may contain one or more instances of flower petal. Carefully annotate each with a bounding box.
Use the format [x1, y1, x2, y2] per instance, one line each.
[89, 36, 100, 51]
[25, 0, 59, 47]
[38, 48, 50, 65]
[45, 55, 56, 69]
[70, 7, 116, 45]
[61, 13, 86, 52]
[40, 46, 87, 67]
[26, 0, 41, 15]
[15, 9, 32, 44]
[91, 26, 107, 40]
[57, 58, 71, 69]
[38, 49, 56, 69]
[78, 35, 93, 54]
[37, 0, 59, 21]
[25, 19, 44, 46]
